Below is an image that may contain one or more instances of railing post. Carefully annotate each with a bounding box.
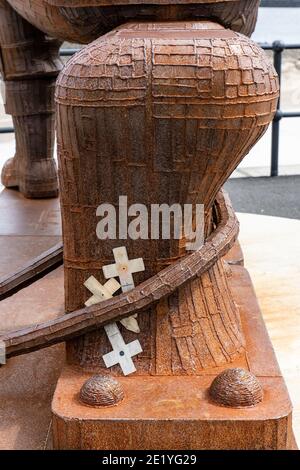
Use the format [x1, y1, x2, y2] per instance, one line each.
[271, 40, 284, 177]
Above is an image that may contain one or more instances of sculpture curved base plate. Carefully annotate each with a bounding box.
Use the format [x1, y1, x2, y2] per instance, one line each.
[52, 264, 296, 450]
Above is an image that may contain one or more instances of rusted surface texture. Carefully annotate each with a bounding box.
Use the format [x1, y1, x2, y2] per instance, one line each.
[1, 0, 260, 198]
[6, 0, 108, 44]
[7, 1, 260, 44]
[57, 21, 278, 305]
[0, 0, 293, 450]
[48, 1, 241, 4]
[209, 368, 263, 408]
[1, 78, 59, 198]
[0, 0, 62, 80]
[224, 240, 244, 266]
[0, 345, 64, 450]
[68, 257, 246, 374]
[55, 20, 278, 370]
[0, 0, 62, 197]
[0, 190, 240, 361]
[53, 376, 293, 450]
[79, 375, 125, 407]
[51, 264, 294, 450]
[0, 242, 63, 300]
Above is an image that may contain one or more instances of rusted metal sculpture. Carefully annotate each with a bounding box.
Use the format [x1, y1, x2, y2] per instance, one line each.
[55, 19, 278, 376]
[0, 0, 296, 451]
[0, 0, 62, 197]
[2, 191, 238, 359]
[0, 0, 259, 198]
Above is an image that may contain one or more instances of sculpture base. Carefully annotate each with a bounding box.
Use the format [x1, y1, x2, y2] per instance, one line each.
[52, 264, 296, 450]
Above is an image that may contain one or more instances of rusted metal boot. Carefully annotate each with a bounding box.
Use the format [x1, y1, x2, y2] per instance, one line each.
[0, 0, 62, 198]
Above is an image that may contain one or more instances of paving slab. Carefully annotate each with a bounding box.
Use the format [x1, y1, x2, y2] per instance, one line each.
[0, 266, 65, 450]
[0, 188, 61, 280]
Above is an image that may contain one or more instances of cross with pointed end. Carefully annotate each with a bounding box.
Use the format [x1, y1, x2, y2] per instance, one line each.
[102, 247, 145, 333]
[84, 273, 143, 376]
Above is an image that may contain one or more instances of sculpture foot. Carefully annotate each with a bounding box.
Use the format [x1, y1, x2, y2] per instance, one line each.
[1, 156, 58, 199]
[1, 157, 18, 188]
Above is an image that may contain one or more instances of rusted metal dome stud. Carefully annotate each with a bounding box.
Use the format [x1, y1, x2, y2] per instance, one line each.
[209, 368, 263, 408]
[79, 375, 125, 407]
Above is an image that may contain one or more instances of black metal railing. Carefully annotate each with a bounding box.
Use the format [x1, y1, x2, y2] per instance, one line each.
[1, 42, 300, 177]
[261, 1, 300, 6]
[258, 41, 300, 175]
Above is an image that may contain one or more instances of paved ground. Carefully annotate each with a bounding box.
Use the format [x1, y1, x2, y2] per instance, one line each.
[225, 176, 300, 219]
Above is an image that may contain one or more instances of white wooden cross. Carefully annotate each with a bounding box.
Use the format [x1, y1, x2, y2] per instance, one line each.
[102, 247, 145, 333]
[84, 274, 143, 376]
[102, 323, 142, 376]
[103, 246, 145, 292]
[84, 276, 120, 307]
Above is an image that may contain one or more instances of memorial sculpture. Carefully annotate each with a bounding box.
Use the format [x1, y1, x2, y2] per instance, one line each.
[0, 1, 296, 450]
[0, 0, 259, 197]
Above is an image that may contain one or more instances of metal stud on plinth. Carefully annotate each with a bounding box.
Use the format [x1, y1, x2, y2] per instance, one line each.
[52, 261, 296, 449]
[79, 375, 125, 408]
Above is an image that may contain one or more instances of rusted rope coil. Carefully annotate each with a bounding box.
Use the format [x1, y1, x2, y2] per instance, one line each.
[0, 190, 239, 360]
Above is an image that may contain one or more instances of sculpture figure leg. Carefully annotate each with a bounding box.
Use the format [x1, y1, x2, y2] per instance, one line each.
[50, 20, 295, 451]
[56, 20, 278, 375]
[0, 0, 63, 198]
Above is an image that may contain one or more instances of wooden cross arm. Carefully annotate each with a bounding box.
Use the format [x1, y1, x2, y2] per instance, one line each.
[0, 190, 239, 361]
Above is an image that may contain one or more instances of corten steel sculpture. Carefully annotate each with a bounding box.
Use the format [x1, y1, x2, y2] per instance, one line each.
[56, 19, 276, 375]
[0, 0, 259, 197]
[0, 1, 297, 450]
